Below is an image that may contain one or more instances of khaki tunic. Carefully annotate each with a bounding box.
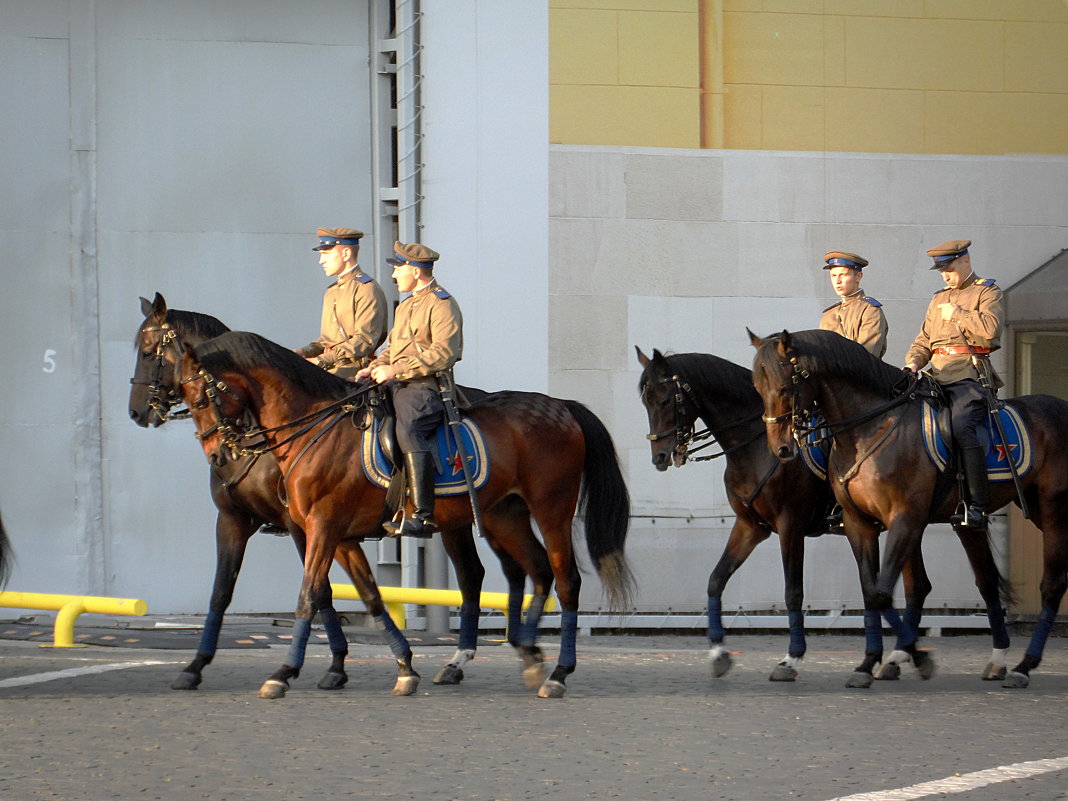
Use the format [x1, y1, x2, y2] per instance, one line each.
[818, 290, 888, 358]
[303, 270, 387, 373]
[905, 273, 1003, 386]
[371, 279, 463, 381]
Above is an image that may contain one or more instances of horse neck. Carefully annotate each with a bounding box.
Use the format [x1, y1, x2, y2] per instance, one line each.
[812, 374, 890, 426]
[689, 382, 763, 450]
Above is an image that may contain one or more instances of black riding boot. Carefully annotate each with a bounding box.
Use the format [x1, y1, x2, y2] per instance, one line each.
[383, 451, 437, 538]
[951, 446, 989, 532]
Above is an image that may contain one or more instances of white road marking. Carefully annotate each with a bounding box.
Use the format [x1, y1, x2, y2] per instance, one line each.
[0, 660, 182, 688]
[827, 755, 1068, 800]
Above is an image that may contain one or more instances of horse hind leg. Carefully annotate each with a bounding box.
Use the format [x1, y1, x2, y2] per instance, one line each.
[434, 526, 486, 686]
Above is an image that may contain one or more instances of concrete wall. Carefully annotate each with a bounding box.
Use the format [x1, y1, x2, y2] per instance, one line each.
[550, 144, 1068, 612]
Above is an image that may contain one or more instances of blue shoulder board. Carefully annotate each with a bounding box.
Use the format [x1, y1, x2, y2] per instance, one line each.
[862, 296, 882, 308]
[354, 272, 373, 284]
[975, 277, 997, 287]
[433, 287, 451, 299]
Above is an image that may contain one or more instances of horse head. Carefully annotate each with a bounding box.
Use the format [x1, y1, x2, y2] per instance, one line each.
[178, 339, 254, 465]
[636, 346, 694, 471]
[129, 293, 180, 427]
[748, 328, 817, 462]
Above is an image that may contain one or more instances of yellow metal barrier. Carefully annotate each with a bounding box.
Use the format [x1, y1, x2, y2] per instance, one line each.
[0, 591, 148, 648]
[331, 584, 556, 630]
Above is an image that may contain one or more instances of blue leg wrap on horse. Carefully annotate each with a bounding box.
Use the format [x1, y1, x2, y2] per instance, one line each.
[987, 603, 1010, 650]
[558, 609, 578, 668]
[506, 586, 524, 643]
[318, 607, 348, 654]
[1025, 607, 1057, 659]
[284, 617, 313, 669]
[881, 607, 903, 637]
[374, 613, 411, 660]
[903, 605, 923, 636]
[197, 609, 225, 657]
[787, 610, 805, 657]
[458, 601, 480, 651]
[864, 610, 883, 654]
[520, 595, 547, 647]
[707, 596, 725, 643]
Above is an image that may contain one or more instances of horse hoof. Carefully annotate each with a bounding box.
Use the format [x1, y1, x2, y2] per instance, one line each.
[392, 675, 420, 697]
[1002, 671, 1030, 689]
[846, 671, 874, 689]
[433, 665, 464, 685]
[171, 671, 202, 691]
[981, 662, 1007, 681]
[769, 664, 797, 682]
[536, 679, 567, 699]
[913, 651, 936, 680]
[258, 679, 288, 699]
[875, 662, 901, 681]
[522, 661, 547, 689]
[709, 649, 732, 678]
[317, 671, 348, 690]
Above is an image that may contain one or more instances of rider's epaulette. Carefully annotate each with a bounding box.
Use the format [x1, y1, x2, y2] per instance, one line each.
[862, 296, 882, 308]
[433, 286, 451, 300]
[822, 301, 841, 313]
[353, 272, 374, 284]
[975, 277, 997, 287]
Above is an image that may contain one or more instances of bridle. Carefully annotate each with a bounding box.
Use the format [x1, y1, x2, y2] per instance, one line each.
[642, 371, 762, 464]
[130, 321, 190, 423]
[759, 352, 818, 450]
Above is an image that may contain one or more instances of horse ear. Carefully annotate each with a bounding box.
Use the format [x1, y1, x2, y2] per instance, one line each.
[140, 296, 153, 316]
[635, 346, 650, 367]
[182, 342, 197, 359]
[747, 327, 763, 349]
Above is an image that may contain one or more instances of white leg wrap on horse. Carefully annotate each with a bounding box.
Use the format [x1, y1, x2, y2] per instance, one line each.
[887, 649, 911, 665]
[447, 648, 476, 669]
[778, 655, 801, 670]
[990, 647, 1009, 666]
[708, 645, 729, 663]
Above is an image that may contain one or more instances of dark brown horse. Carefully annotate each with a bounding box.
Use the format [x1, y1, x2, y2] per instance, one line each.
[637, 346, 1002, 686]
[130, 294, 553, 695]
[750, 329, 1067, 688]
[0, 509, 11, 590]
[178, 329, 633, 698]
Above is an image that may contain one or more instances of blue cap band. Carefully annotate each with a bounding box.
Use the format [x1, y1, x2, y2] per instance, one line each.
[827, 257, 861, 268]
[319, 237, 361, 248]
[391, 256, 435, 268]
[934, 249, 967, 262]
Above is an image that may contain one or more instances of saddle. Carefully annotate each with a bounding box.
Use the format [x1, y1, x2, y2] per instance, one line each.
[920, 396, 1032, 481]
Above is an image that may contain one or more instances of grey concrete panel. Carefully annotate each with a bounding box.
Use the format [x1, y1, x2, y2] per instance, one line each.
[624, 152, 724, 222]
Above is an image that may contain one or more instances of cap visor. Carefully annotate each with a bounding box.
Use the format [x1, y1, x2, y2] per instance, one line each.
[386, 257, 405, 265]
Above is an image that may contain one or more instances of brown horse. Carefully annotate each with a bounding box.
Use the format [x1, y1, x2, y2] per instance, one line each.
[750, 329, 1067, 688]
[129, 294, 552, 695]
[637, 346, 1008, 686]
[178, 329, 633, 698]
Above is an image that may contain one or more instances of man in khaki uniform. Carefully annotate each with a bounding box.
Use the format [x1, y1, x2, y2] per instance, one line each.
[905, 239, 1003, 532]
[357, 241, 463, 538]
[297, 227, 387, 379]
[818, 251, 888, 359]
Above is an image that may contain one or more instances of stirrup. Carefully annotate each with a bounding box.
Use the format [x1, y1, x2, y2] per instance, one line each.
[950, 504, 988, 532]
[382, 511, 436, 539]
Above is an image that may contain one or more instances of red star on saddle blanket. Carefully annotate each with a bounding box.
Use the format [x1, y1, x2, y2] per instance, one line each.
[994, 442, 1017, 462]
[451, 452, 465, 475]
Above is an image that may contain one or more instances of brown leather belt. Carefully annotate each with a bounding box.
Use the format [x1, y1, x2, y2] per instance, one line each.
[934, 346, 991, 356]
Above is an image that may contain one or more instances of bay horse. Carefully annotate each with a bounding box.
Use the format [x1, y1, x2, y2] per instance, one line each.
[750, 329, 1067, 688]
[637, 347, 1007, 686]
[129, 294, 554, 696]
[178, 329, 633, 698]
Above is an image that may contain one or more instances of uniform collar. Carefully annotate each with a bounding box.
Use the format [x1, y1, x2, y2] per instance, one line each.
[839, 288, 864, 303]
[336, 264, 361, 284]
[946, 272, 977, 291]
[411, 278, 439, 297]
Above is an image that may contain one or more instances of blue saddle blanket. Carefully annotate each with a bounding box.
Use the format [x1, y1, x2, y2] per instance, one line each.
[361, 415, 489, 496]
[921, 402, 1032, 481]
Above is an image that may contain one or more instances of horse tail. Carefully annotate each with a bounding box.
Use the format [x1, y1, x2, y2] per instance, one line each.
[564, 400, 635, 613]
[0, 510, 12, 591]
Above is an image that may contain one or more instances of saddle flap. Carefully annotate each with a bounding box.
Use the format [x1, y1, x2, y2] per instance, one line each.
[362, 415, 489, 496]
[921, 402, 1032, 481]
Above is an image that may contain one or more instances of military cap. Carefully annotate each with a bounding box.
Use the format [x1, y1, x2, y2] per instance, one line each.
[823, 251, 869, 270]
[386, 241, 440, 269]
[927, 239, 971, 269]
[313, 227, 363, 251]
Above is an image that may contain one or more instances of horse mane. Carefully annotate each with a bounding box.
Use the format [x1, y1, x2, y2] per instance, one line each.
[777, 329, 904, 397]
[659, 352, 761, 409]
[166, 309, 231, 341]
[194, 331, 354, 400]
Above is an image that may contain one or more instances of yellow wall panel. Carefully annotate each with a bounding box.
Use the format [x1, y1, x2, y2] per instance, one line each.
[999, 94, 1068, 154]
[825, 88, 925, 153]
[925, 0, 1068, 23]
[618, 11, 701, 87]
[551, 0, 697, 11]
[1005, 23, 1068, 93]
[823, 0, 924, 17]
[724, 12, 827, 85]
[723, 0, 763, 11]
[761, 86, 826, 150]
[923, 91, 1009, 154]
[761, 0, 825, 13]
[822, 15, 846, 86]
[551, 84, 701, 147]
[551, 9, 619, 86]
[722, 83, 763, 148]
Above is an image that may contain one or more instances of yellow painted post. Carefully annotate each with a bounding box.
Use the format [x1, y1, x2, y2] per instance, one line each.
[0, 592, 148, 648]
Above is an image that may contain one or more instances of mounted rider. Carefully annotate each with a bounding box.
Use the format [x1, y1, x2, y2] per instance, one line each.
[356, 241, 464, 538]
[904, 239, 1003, 532]
[818, 251, 888, 359]
[297, 227, 388, 379]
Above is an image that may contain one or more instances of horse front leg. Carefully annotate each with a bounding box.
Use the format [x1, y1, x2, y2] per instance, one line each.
[952, 526, 1011, 681]
[872, 518, 934, 680]
[771, 527, 807, 681]
[843, 516, 884, 688]
[706, 517, 771, 679]
[172, 510, 254, 691]
[876, 550, 934, 680]
[434, 526, 486, 686]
